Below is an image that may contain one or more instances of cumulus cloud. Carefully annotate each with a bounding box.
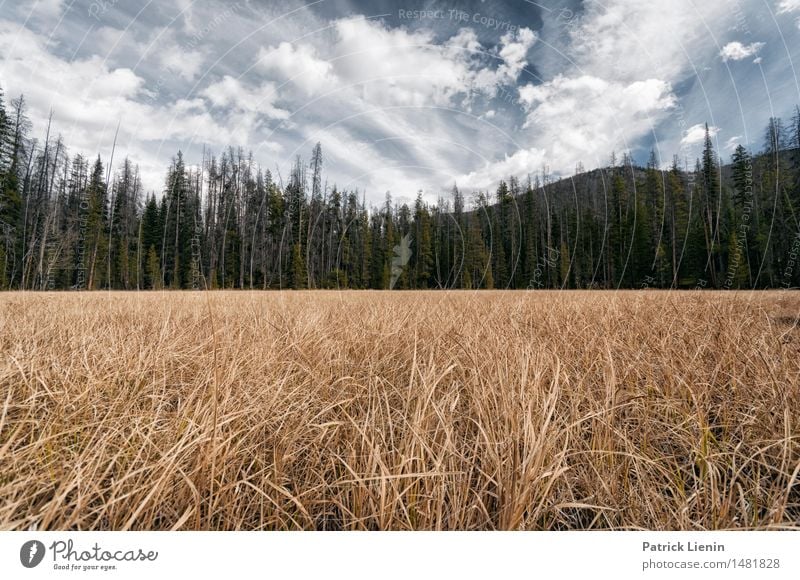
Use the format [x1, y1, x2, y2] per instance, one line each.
[0, 20, 144, 123]
[495, 28, 538, 82]
[720, 41, 765, 61]
[158, 44, 206, 82]
[89, 24, 207, 84]
[456, 0, 738, 190]
[256, 17, 536, 108]
[457, 148, 546, 194]
[258, 42, 336, 96]
[459, 76, 675, 189]
[332, 18, 467, 107]
[567, 1, 723, 82]
[680, 123, 719, 146]
[202, 76, 288, 119]
[520, 76, 675, 132]
[174, 0, 199, 35]
[0, 19, 277, 192]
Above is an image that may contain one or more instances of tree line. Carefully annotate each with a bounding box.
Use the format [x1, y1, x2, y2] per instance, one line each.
[1, 82, 799, 291]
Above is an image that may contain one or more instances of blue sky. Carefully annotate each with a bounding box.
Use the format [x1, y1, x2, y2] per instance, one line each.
[1, 0, 799, 206]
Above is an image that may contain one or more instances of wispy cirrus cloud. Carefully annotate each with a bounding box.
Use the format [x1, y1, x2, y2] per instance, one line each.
[777, 0, 800, 29]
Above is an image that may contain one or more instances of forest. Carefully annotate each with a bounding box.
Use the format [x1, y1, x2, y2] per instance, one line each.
[1, 81, 799, 291]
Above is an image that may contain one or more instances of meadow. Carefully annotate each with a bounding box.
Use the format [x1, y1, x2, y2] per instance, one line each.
[0, 290, 798, 530]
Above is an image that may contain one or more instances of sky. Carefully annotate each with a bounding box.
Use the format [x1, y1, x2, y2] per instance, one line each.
[1, 0, 800, 207]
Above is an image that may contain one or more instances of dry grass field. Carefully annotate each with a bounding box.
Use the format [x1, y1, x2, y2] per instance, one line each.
[0, 290, 798, 530]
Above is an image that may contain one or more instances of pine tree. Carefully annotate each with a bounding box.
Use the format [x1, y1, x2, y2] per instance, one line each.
[701, 124, 722, 286]
[85, 156, 108, 289]
[609, 169, 628, 286]
[0, 86, 15, 287]
[491, 181, 509, 287]
[667, 157, 688, 287]
[644, 150, 666, 285]
[411, 191, 433, 288]
[0, 92, 25, 288]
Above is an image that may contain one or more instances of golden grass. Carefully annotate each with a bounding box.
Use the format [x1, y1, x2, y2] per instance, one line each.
[0, 290, 798, 530]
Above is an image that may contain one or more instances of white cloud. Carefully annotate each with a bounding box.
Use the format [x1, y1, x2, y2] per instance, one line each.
[330, 17, 473, 107]
[95, 25, 208, 82]
[92, 25, 208, 82]
[455, 0, 734, 190]
[720, 41, 765, 61]
[0, 20, 276, 192]
[468, 27, 538, 97]
[256, 18, 536, 108]
[258, 42, 335, 96]
[680, 123, 719, 146]
[457, 148, 546, 193]
[202, 75, 289, 119]
[495, 28, 537, 82]
[247, 17, 539, 198]
[94, 26, 133, 54]
[777, 0, 800, 28]
[460, 75, 675, 190]
[158, 44, 205, 82]
[567, 1, 726, 82]
[724, 135, 743, 151]
[0, 21, 144, 118]
[247, 16, 539, 198]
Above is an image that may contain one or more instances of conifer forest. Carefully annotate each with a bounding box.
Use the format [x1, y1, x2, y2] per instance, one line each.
[2, 83, 799, 292]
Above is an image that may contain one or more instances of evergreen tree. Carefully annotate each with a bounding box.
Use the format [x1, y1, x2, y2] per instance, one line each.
[411, 191, 433, 288]
[0, 92, 26, 288]
[491, 181, 509, 287]
[85, 156, 108, 289]
[701, 124, 722, 286]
